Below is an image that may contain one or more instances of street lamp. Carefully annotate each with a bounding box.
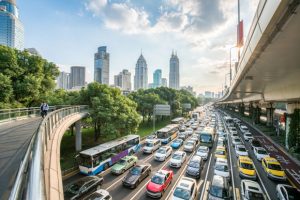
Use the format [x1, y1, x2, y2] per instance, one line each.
[229, 46, 236, 84]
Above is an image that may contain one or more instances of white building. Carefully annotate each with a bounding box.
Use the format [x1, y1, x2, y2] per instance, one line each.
[114, 69, 131, 91]
[56, 71, 70, 90]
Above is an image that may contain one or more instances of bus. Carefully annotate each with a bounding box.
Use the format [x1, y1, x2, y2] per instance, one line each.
[171, 117, 185, 124]
[76, 135, 140, 175]
[156, 124, 179, 144]
[199, 127, 214, 148]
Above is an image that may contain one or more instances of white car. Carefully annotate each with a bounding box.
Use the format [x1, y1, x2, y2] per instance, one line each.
[232, 137, 243, 147]
[145, 134, 157, 143]
[229, 127, 237, 134]
[240, 125, 249, 133]
[241, 180, 265, 200]
[191, 124, 198, 130]
[155, 146, 172, 161]
[172, 177, 197, 200]
[184, 140, 196, 152]
[83, 189, 112, 200]
[243, 132, 253, 141]
[276, 184, 300, 200]
[169, 151, 186, 168]
[185, 128, 193, 136]
[179, 125, 186, 132]
[235, 145, 248, 157]
[231, 132, 239, 138]
[253, 147, 269, 161]
[196, 146, 209, 160]
[214, 158, 230, 179]
[190, 135, 199, 144]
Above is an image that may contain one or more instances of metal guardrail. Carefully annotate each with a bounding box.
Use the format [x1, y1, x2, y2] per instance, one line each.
[9, 105, 88, 200]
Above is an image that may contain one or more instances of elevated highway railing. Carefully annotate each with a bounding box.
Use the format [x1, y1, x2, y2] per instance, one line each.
[9, 105, 88, 200]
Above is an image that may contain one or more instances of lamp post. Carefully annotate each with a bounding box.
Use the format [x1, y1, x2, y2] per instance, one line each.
[229, 46, 236, 85]
[237, 0, 241, 60]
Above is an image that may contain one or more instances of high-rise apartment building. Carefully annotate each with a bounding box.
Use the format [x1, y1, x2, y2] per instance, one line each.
[70, 66, 85, 89]
[153, 69, 162, 88]
[94, 46, 109, 85]
[0, 0, 24, 50]
[162, 78, 168, 87]
[56, 71, 70, 90]
[114, 69, 131, 91]
[134, 54, 148, 90]
[169, 51, 180, 89]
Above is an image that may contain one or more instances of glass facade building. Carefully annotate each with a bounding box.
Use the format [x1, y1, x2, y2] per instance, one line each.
[153, 69, 162, 88]
[134, 54, 148, 90]
[169, 51, 180, 89]
[0, 0, 24, 50]
[94, 46, 110, 85]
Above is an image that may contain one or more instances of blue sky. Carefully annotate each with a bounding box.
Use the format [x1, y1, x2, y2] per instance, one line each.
[18, 0, 259, 94]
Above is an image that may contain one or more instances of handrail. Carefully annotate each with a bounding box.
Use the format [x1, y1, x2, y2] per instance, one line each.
[9, 105, 88, 200]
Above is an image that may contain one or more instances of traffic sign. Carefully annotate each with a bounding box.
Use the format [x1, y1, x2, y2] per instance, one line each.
[154, 104, 171, 116]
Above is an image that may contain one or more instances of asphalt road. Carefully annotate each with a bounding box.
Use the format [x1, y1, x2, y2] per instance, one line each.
[0, 117, 42, 200]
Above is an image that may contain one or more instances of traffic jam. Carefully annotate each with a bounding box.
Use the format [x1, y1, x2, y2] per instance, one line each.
[63, 106, 300, 200]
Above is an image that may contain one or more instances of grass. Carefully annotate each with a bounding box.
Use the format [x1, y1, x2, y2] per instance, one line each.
[60, 118, 170, 171]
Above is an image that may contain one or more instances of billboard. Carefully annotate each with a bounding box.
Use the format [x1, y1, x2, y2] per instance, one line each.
[154, 104, 171, 116]
[182, 103, 192, 109]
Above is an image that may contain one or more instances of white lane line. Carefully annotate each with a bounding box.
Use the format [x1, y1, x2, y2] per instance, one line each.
[202, 181, 210, 200]
[235, 188, 240, 200]
[199, 147, 213, 200]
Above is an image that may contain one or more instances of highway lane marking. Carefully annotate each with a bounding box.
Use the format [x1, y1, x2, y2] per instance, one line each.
[235, 188, 240, 200]
[202, 181, 210, 200]
[199, 142, 213, 200]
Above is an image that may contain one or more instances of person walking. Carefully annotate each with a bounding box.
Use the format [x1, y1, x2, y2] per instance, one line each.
[40, 102, 45, 118]
[40, 102, 49, 118]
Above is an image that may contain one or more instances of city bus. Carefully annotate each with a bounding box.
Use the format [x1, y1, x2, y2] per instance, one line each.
[171, 117, 185, 124]
[199, 127, 214, 148]
[156, 124, 179, 144]
[76, 135, 140, 175]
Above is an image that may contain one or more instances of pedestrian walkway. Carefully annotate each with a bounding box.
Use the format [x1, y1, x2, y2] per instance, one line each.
[0, 117, 41, 200]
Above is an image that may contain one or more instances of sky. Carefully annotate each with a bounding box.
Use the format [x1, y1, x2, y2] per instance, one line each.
[18, 0, 260, 95]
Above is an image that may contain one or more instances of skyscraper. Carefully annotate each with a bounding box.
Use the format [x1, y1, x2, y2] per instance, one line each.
[169, 51, 180, 89]
[56, 71, 70, 90]
[70, 66, 85, 89]
[114, 69, 131, 91]
[94, 46, 109, 85]
[162, 78, 168, 87]
[153, 69, 162, 88]
[134, 54, 148, 90]
[0, 0, 24, 50]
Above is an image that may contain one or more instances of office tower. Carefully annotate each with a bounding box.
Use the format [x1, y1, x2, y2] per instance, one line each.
[0, 0, 24, 50]
[153, 69, 162, 88]
[181, 86, 195, 96]
[169, 51, 180, 89]
[70, 66, 85, 89]
[134, 54, 148, 90]
[162, 78, 168, 87]
[114, 69, 131, 91]
[25, 48, 40, 56]
[57, 71, 70, 90]
[94, 46, 109, 85]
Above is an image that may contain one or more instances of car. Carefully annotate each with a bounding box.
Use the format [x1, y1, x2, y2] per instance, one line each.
[122, 164, 151, 188]
[111, 155, 138, 175]
[215, 147, 227, 160]
[217, 139, 226, 148]
[238, 156, 256, 180]
[146, 134, 157, 142]
[64, 176, 104, 200]
[208, 175, 232, 200]
[146, 169, 173, 198]
[185, 122, 191, 127]
[253, 147, 269, 161]
[171, 139, 184, 149]
[172, 177, 197, 200]
[143, 139, 161, 154]
[235, 145, 248, 157]
[179, 125, 186, 132]
[155, 146, 172, 161]
[229, 127, 237, 134]
[250, 139, 262, 150]
[240, 125, 249, 133]
[184, 140, 196, 152]
[185, 128, 193, 136]
[232, 137, 243, 147]
[169, 151, 187, 168]
[214, 158, 230, 180]
[196, 146, 209, 160]
[178, 132, 187, 141]
[262, 157, 287, 181]
[190, 135, 199, 145]
[241, 180, 265, 200]
[191, 124, 198, 130]
[82, 189, 112, 200]
[243, 132, 253, 141]
[231, 132, 239, 138]
[276, 184, 300, 200]
[186, 155, 203, 178]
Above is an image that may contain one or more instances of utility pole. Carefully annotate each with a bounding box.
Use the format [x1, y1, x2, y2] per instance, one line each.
[237, 0, 241, 61]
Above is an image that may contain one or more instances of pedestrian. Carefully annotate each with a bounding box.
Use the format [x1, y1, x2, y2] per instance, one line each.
[43, 102, 49, 117]
[40, 102, 45, 118]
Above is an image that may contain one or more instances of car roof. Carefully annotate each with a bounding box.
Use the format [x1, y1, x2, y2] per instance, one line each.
[190, 155, 202, 162]
[216, 158, 228, 164]
[95, 189, 110, 196]
[255, 147, 266, 151]
[236, 145, 246, 148]
[176, 177, 196, 190]
[156, 169, 171, 177]
[211, 175, 226, 187]
[264, 157, 280, 164]
[146, 139, 160, 143]
[122, 155, 136, 161]
[239, 156, 253, 164]
[174, 150, 185, 155]
[198, 146, 208, 150]
[241, 180, 263, 193]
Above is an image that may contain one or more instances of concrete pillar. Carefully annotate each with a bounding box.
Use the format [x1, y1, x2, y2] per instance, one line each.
[285, 103, 300, 149]
[249, 103, 253, 119]
[239, 103, 245, 116]
[266, 103, 275, 127]
[253, 104, 261, 124]
[75, 121, 82, 151]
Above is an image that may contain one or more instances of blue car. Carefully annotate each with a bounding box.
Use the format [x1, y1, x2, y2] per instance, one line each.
[171, 139, 183, 149]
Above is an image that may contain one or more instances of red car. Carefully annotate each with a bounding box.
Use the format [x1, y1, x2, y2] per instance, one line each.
[146, 169, 173, 198]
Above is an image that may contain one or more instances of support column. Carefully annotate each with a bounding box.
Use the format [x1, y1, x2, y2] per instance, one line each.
[249, 103, 253, 119]
[239, 103, 245, 116]
[285, 103, 300, 149]
[266, 103, 275, 127]
[75, 121, 82, 151]
[253, 104, 261, 124]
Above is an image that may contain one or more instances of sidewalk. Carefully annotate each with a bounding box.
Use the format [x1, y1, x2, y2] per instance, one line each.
[225, 110, 300, 189]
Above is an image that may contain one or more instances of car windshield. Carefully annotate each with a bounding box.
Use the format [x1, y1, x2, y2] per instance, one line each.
[151, 175, 164, 185]
[215, 164, 228, 172]
[157, 132, 168, 139]
[268, 163, 282, 170]
[130, 166, 142, 175]
[215, 150, 225, 155]
[257, 149, 267, 154]
[174, 140, 181, 143]
[157, 149, 166, 154]
[189, 161, 200, 168]
[252, 141, 261, 146]
[186, 142, 193, 146]
[200, 134, 212, 142]
[198, 148, 207, 153]
[248, 191, 264, 199]
[172, 154, 182, 160]
[78, 155, 92, 168]
[286, 187, 300, 199]
[245, 133, 252, 136]
[145, 143, 154, 147]
[234, 139, 241, 143]
[67, 181, 85, 194]
[240, 162, 254, 170]
[210, 185, 227, 198]
[147, 135, 155, 139]
[238, 147, 246, 152]
[118, 159, 127, 165]
[173, 187, 191, 200]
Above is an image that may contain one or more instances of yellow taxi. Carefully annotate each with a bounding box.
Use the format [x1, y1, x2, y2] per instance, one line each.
[238, 156, 256, 180]
[214, 147, 227, 160]
[262, 157, 286, 181]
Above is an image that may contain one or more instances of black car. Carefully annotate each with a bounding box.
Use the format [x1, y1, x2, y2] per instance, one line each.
[186, 155, 203, 179]
[64, 176, 104, 200]
[250, 139, 262, 150]
[122, 164, 151, 188]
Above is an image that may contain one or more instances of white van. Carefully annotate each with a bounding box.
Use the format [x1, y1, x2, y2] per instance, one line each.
[143, 139, 161, 154]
